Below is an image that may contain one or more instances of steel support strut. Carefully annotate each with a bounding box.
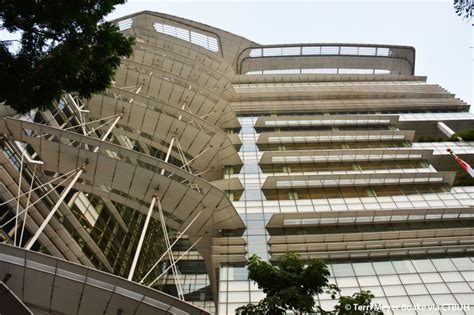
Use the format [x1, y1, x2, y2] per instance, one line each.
[25, 164, 86, 250]
[156, 196, 185, 300]
[128, 194, 157, 281]
[139, 211, 202, 284]
[25, 111, 121, 250]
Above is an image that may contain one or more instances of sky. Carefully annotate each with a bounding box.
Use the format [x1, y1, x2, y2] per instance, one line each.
[106, 0, 473, 107]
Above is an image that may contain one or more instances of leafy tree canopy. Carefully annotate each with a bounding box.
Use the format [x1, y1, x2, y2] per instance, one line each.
[454, 0, 473, 20]
[0, 0, 134, 113]
[336, 290, 383, 315]
[236, 253, 382, 315]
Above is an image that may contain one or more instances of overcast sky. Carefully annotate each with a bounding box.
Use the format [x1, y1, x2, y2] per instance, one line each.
[106, 0, 473, 107]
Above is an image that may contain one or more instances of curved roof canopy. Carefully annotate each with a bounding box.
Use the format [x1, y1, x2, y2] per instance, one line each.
[87, 88, 242, 181]
[0, 243, 208, 315]
[0, 118, 245, 239]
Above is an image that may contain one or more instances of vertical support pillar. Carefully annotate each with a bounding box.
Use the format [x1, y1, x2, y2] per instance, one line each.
[128, 195, 157, 281]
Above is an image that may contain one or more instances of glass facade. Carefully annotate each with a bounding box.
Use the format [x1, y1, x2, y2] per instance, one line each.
[218, 113, 473, 314]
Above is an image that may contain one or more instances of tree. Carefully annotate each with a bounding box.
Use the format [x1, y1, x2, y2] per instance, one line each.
[236, 253, 382, 315]
[453, 0, 473, 20]
[0, 1, 134, 114]
[335, 291, 383, 315]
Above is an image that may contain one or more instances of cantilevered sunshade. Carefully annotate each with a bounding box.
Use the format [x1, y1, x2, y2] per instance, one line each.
[87, 89, 242, 180]
[254, 115, 399, 128]
[259, 148, 433, 164]
[261, 172, 456, 190]
[112, 65, 239, 129]
[257, 130, 416, 144]
[0, 118, 245, 239]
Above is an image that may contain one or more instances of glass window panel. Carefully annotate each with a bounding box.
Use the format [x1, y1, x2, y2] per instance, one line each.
[218, 292, 227, 303]
[455, 293, 474, 305]
[227, 291, 250, 303]
[431, 294, 457, 306]
[447, 282, 472, 293]
[219, 281, 228, 292]
[243, 189, 263, 201]
[412, 259, 437, 273]
[331, 263, 355, 277]
[229, 281, 249, 291]
[425, 283, 450, 294]
[451, 257, 474, 271]
[410, 295, 435, 306]
[219, 267, 228, 281]
[460, 271, 474, 281]
[379, 275, 401, 285]
[373, 261, 396, 275]
[393, 260, 417, 274]
[241, 164, 260, 173]
[336, 277, 359, 287]
[228, 266, 248, 281]
[246, 235, 267, 244]
[432, 258, 456, 272]
[383, 285, 406, 296]
[420, 273, 443, 283]
[440, 272, 464, 282]
[405, 284, 428, 295]
[399, 274, 422, 284]
[353, 262, 376, 276]
[358, 276, 380, 286]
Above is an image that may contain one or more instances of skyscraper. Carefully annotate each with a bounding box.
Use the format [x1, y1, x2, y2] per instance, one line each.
[0, 11, 473, 315]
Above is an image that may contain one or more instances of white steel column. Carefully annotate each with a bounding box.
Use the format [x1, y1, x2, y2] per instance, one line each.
[25, 165, 86, 250]
[437, 121, 461, 140]
[13, 152, 24, 246]
[128, 194, 157, 281]
[156, 196, 185, 300]
[0, 170, 77, 229]
[139, 211, 202, 284]
[96, 112, 122, 148]
[148, 237, 202, 288]
[19, 164, 37, 247]
[160, 103, 185, 176]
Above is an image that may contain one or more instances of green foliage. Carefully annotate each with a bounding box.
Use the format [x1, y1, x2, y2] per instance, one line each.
[245, 253, 329, 314]
[0, 0, 134, 113]
[451, 129, 474, 141]
[335, 290, 384, 315]
[454, 0, 473, 20]
[237, 253, 382, 315]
